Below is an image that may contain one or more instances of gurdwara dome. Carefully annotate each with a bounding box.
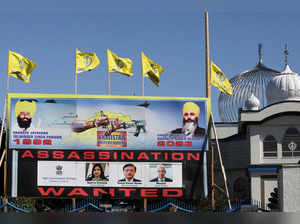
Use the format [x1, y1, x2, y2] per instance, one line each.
[266, 64, 300, 105]
[218, 44, 279, 121]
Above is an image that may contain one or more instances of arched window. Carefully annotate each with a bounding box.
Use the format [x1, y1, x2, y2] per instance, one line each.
[263, 135, 277, 158]
[282, 128, 300, 157]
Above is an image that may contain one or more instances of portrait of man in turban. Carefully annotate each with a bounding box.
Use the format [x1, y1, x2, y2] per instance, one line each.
[15, 99, 37, 131]
[170, 102, 206, 138]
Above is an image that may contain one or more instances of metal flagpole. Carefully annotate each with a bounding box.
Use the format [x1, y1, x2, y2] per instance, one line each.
[210, 112, 232, 210]
[107, 51, 111, 95]
[0, 98, 7, 168]
[142, 73, 144, 96]
[142, 76, 144, 96]
[141, 52, 145, 96]
[75, 74, 78, 94]
[203, 11, 210, 199]
[205, 12, 211, 98]
[3, 50, 11, 212]
[108, 71, 111, 95]
[73, 50, 77, 207]
[0, 148, 5, 168]
[141, 54, 146, 208]
[211, 141, 215, 210]
[75, 49, 78, 94]
[142, 53, 146, 208]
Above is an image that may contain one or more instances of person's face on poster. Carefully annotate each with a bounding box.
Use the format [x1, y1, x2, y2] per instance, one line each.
[157, 167, 166, 179]
[93, 166, 102, 178]
[123, 165, 136, 180]
[17, 111, 32, 129]
[183, 111, 197, 124]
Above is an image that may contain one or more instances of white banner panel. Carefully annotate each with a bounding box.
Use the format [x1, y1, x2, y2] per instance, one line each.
[37, 161, 85, 186]
[37, 161, 182, 188]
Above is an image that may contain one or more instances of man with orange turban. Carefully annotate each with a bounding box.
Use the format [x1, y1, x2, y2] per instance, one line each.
[171, 102, 205, 137]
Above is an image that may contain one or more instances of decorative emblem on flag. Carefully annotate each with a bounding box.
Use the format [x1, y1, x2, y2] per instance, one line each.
[83, 55, 92, 68]
[19, 59, 25, 70]
[141, 52, 164, 87]
[215, 70, 226, 82]
[210, 61, 232, 95]
[150, 63, 159, 75]
[8, 50, 36, 83]
[107, 49, 133, 76]
[115, 58, 125, 71]
[75, 49, 100, 74]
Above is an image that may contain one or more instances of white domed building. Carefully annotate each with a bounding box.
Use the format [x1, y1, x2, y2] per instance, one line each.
[266, 64, 300, 105]
[212, 45, 300, 212]
[218, 44, 279, 121]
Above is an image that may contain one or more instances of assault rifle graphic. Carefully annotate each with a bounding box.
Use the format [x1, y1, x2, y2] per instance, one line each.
[98, 111, 146, 137]
[72, 110, 146, 137]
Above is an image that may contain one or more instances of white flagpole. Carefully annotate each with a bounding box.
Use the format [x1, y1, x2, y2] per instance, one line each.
[75, 49, 78, 94]
[108, 71, 111, 95]
[0, 98, 7, 168]
[2, 50, 11, 212]
[204, 11, 210, 200]
[211, 112, 232, 210]
[142, 74, 144, 96]
[0, 148, 5, 168]
[73, 50, 77, 207]
[75, 74, 78, 94]
[107, 50, 111, 95]
[141, 53, 145, 96]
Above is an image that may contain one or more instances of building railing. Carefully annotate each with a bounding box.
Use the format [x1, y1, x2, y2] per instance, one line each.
[217, 199, 271, 212]
[0, 197, 271, 213]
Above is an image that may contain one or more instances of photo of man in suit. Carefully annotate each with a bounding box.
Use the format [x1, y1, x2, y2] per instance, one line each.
[118, 163, 141, 183]
[150, 165, 173, 183]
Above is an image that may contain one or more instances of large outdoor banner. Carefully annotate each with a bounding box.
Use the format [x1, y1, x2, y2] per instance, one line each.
[8, 94, 209, 150]
[8, 93, 209, 198]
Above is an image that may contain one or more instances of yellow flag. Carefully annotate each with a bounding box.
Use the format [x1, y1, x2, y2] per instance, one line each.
[141, 52, 164, 87]
[211, 61, 232, 95]
[75, 49, 100, 74]
[8, 50, 36, 83]
[107, 49, 133, 77]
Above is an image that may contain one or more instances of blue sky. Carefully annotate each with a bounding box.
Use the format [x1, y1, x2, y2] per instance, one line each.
[1, 1, 300, 121]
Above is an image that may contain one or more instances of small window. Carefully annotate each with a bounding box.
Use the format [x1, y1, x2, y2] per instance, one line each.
[263, 135, 277, 158]
[282, 128, 300, 157]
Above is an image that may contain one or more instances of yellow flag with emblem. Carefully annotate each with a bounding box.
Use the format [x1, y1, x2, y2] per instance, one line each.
[141, 52, 164, 87]
[8, 50, 36, 83]
[210, 61, 232, 95]
[107, 49, 133, 77]
[75, 49, 100, 74]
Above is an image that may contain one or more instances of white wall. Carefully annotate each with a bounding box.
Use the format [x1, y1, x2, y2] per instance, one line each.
[279, 165, 300, 212]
